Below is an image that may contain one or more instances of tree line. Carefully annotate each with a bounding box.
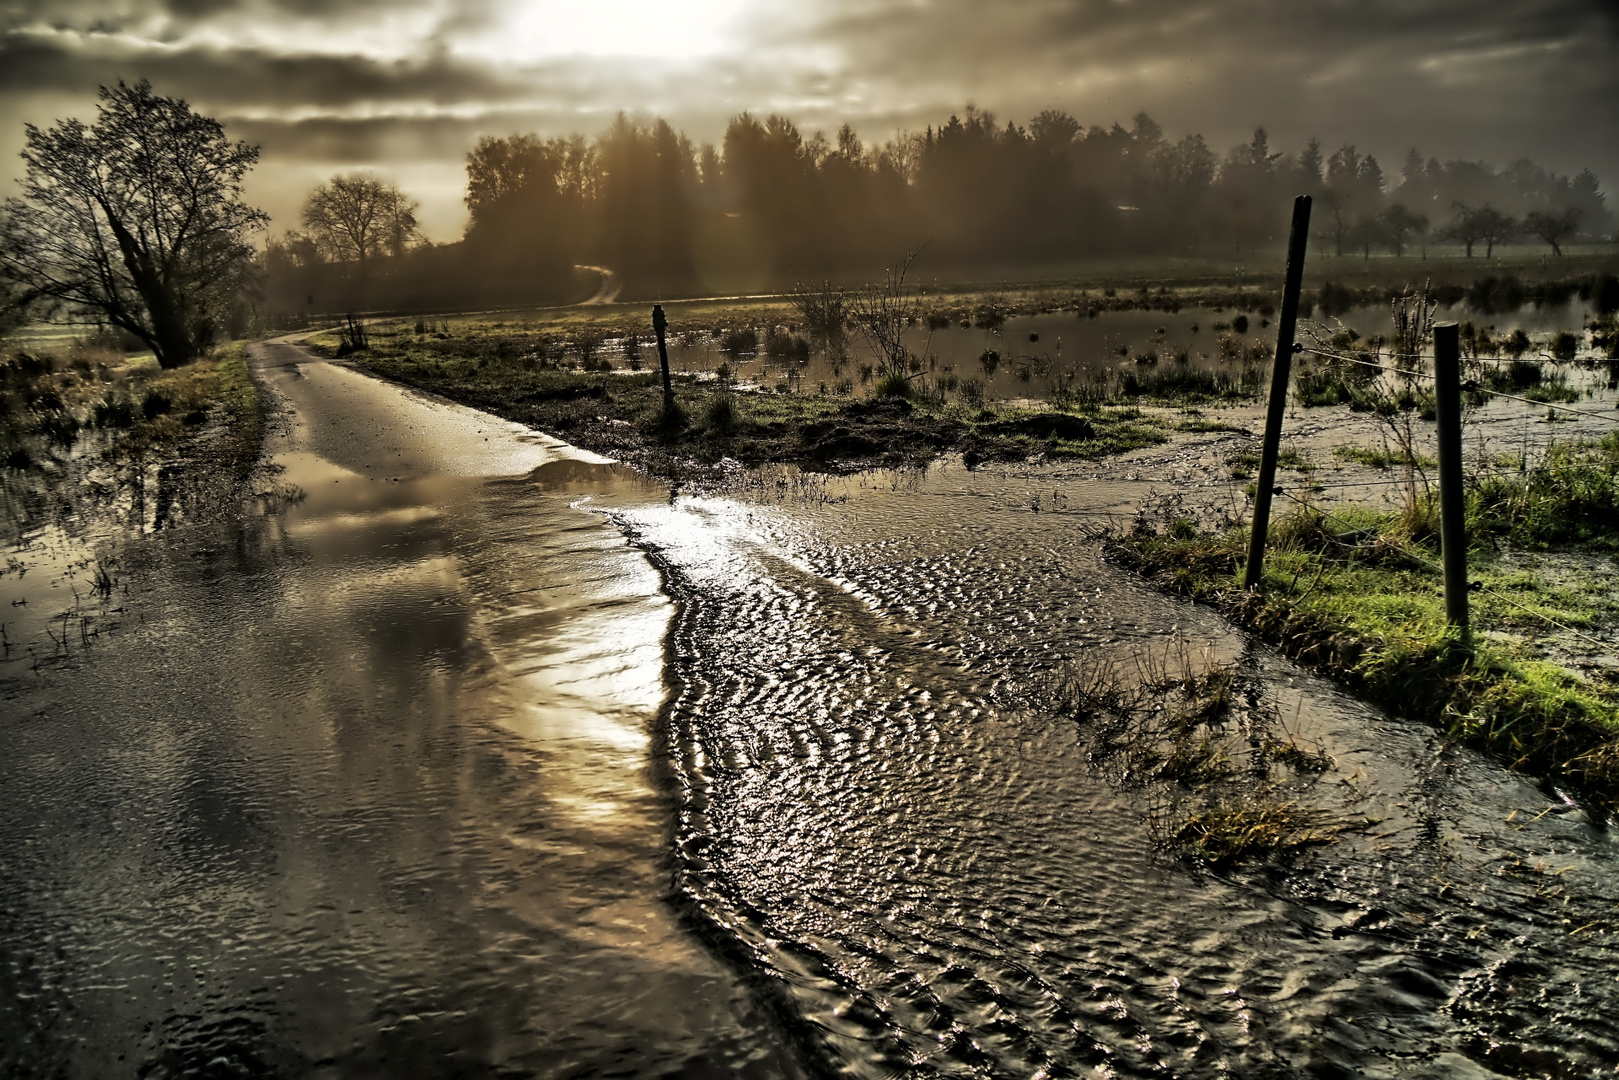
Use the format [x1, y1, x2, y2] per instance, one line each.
[266, 106, 1614, 308]
[3, 84, 1613, 357]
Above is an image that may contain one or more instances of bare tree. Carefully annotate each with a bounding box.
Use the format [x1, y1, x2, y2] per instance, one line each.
[1476, 206, 1515, 257]
[850, 248, 926, 380]
[0, 80, 266, 368]
[1523, 207, 1581, 256]
[1379, 204, 1428, 257]
[301, 174, 422, 270]
[1439, 203, 1515, 258]
[790, 279, 849, 362]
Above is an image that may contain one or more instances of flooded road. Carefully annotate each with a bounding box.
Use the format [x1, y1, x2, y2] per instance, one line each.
[1, 341, 790, 1077]
[610, 459, 1619, 1079]
[5, 340, 1619, 1078]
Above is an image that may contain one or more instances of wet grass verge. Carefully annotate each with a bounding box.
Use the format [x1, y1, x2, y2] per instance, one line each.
[2, 340, 268, 542]
[1104, 502, 1619, 818]
[332, 331, 1171, 480]
[1, 341, 263, 476]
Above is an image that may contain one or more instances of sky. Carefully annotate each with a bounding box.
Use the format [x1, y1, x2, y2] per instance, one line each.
[1, 0, 1616, 242]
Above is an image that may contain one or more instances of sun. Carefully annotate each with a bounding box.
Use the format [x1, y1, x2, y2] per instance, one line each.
[485, 0, 752, 62]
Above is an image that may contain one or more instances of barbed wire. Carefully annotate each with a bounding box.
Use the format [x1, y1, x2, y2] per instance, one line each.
[1473, 585, 1613, 654]
[1294, 342, 1619, 426]
[1297, 345, 1430, 380]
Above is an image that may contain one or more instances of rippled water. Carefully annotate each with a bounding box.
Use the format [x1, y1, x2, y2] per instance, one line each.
[604, 457, 1619, 1078]
[5, 340, 1617, 1079]
[0, 344, 789, 1077]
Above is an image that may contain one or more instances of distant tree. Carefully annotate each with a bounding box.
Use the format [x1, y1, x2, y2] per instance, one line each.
[1523, 207, 1581, 256]
[1567, 168, 1610, 239]
[1216, 128, 1282, 251]
[0, 79, 266, 368]
[1295, 138, 1325, 196]
[1472, 205, 1516, 257]
[301, 173, 422, 270]
[697, 141, 722, 186]
[1439, 204, 1484, 257]
[265, 230, 322, 272]
[1395, 148, 1431, 206]
[1380, 204, 1428, 257]
[1440, 203, 1515, 258]
[1322, 145, 1384, 255]
[1028, 109, 1082, 149]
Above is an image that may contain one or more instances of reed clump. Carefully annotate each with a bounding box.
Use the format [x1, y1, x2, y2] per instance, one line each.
[1057, 647, 1345, 868]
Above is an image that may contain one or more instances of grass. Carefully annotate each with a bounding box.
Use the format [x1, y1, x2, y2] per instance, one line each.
[1056, 647, 1349, 870]
[1470, 432, 1619, 550]
[1118, 364, 1265, 403]
[312, 319, 1173, 478]
[1156, 798, 1337, 871]
[1174, 416, 1252, 435]
[1228, 445, 1316, 479]
[1, 341, 263, 479]
[1107, 502, 1619, 815]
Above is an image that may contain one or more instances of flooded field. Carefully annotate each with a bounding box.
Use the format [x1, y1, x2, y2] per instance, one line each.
[613, 455, 1619, 1077]
[638, 297, 1606, 402]
[4, 319, 1618, 1078]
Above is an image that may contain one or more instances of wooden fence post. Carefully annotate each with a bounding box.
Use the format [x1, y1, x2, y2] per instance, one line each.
[652, 304, 674, 407]
[1243, 194, 1312, 590]
[1433, 322, 1470, 637]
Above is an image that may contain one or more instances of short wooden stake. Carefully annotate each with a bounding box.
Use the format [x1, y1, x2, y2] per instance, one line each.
[1433, 322, 1470, 637]
[652, 304, 674, 407]
[1243, 194, 1312, 590]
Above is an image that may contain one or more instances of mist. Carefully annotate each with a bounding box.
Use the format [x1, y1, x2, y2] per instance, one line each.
[261, 106, 1612, 313]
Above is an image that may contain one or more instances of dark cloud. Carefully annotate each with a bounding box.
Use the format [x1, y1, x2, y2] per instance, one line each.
[802, 0, 1619, 178]
[2, 0, 1614, 241]
[0, 36, 525, 109]
[0, 0, 427, 30]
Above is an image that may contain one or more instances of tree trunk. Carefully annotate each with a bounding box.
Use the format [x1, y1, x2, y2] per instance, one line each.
[101, 202, 194, 367]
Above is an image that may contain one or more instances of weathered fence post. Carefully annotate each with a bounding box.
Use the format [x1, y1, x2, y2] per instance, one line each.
[652, 304, 674, 407]
[1433, 322, 1470, 637]
[1243, 194, 1312, 591]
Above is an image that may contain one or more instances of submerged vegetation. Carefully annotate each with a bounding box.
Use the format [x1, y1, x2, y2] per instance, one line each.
[1058, 647, 1349, 870]
[0, 338, 263, 541]
[310, 312, 1214, 479]
[1, 340, 259, 476]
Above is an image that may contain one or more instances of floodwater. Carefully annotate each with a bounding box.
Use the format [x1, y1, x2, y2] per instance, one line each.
[1, 342, 792, 1077]
[618, 460, 1619, 1078]
[649, 298, 1602, 400]
[5, 334, 1619, 1078]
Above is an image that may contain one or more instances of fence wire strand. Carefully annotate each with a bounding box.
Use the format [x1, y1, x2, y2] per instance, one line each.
[1295, 343, 1619, 426]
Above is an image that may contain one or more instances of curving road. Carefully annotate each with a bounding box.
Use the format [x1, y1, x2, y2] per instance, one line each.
[0, 338, 792, 1078]
[575, 265, 623, 305]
